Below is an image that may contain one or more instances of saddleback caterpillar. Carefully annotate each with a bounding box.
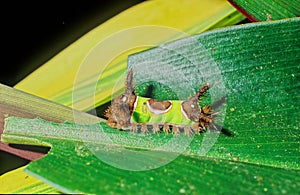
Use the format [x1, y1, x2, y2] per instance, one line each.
[105, 69, 219, 134]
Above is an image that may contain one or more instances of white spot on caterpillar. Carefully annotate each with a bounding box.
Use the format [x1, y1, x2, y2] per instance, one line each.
[122, 96, 127, 102]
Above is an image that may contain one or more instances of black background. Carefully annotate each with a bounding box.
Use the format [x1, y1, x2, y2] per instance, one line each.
[0, 0, 144, 86]
[0, 0, 144, 175]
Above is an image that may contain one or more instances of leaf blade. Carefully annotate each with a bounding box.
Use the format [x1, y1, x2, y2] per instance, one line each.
[0, 84, 100, 160]
[228, 0, 300, 21]
[2, 18, 300, 194]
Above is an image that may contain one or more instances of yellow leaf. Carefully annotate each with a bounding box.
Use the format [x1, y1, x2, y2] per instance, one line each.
[14, 0, 244, 111]
[0, 166, 60, 194]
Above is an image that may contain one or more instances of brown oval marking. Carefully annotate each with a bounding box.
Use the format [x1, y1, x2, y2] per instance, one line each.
[147, 99, 171, 110]
[181, 97, 200, 122]
[147, 99, 172, 114]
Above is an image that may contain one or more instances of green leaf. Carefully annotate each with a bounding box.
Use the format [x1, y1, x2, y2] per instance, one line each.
[2, 18, 299, 194]
[2, 117, 300, 194]
[228, 0, 300, 21]
[127, 18, 300, 170]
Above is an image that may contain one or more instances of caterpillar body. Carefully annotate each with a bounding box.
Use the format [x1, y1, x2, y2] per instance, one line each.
[105, 69, 217, 134]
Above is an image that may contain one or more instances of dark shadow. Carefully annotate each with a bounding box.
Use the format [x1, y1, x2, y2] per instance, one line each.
[210, 123, 234, 137]
[220, 127, 234, 137]
[9, 144, 50, 154]
[87, 101, 112, 119]
[143, 84, 155, 98]
[0, 151, 29, 175]
[211, 97, 227, 110]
